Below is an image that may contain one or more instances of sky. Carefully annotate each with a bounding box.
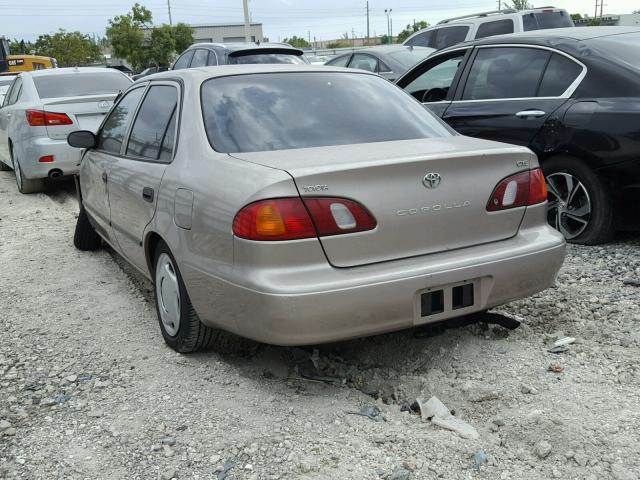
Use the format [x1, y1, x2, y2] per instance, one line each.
[1, 0, 638, 42]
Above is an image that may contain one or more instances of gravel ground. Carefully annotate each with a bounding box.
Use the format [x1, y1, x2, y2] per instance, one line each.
[1, 169, 639, 480]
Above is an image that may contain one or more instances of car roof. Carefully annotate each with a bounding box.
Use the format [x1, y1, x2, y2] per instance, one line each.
[145, 64, 377, 82]
[435, 26, 640, 53]
[186, 42, 303, 54]
[25, 67, 128, 78]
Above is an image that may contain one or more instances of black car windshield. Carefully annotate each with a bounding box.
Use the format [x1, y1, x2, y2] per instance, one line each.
[201, 72, 452, 153]
[228, 53, 307, 65]
[34, 72, 132, 99]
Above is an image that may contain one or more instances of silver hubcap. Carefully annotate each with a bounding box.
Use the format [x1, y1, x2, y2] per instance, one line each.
[155, 253, 181, 337]
[546, 172, 591, 240]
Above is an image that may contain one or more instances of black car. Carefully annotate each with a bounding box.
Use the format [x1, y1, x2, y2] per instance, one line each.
[325, 45, 435, 82]
[172, 42, 307, 69]
[396, 27, 640, 245]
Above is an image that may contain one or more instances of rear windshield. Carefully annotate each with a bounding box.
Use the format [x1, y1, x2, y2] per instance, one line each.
[33, 72, 132, 99]
[227, 53, 306, 64]
[201, 72, 451, 153]
[587, 33, 640, 69]
[388, 49, 433, 67]
[523, 11, 573, 31]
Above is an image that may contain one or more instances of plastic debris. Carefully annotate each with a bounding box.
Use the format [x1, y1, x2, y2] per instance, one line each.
[415, 396, 479, 439]
[346, 405, 381, 421]
[473, 449, 488, 470]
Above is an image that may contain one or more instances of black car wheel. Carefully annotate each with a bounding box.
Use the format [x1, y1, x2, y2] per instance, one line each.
[542, 157, 614, 245]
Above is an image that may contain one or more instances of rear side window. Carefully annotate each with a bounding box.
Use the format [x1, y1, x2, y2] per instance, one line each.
[326, 55, 350, 67]
[475, 19, 514, 39]
[5, 77, 21, 105]
[523, 11, 573, 31]
[462, 47, 549, 100]
[207, 50, 218, 66]
[349, 54, 377, 72]
[33, 73, 131, 99]
[538, 54, 583, 97]
[201, 72, 452, 153]
[126, 85, 178, 161]
[173, 50, 194, 69]
[190, 49, 209, 68]
[433, 26, 470, 49]
[97, 88, 144, 155]
[405, 30, 434, 47]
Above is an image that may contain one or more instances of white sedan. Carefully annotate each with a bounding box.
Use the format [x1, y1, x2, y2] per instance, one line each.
[0, 67, 132, 193]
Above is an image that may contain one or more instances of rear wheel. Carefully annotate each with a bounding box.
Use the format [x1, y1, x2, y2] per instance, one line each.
[12, 149, 44, 194]
[153, 241, 219, 353]
[73, 205, 102, 251]
[542, 156, 614, 245]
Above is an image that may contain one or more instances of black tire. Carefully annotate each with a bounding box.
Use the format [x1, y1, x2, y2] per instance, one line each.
[153, 241, 247, 353]
[12, 149, 44, 194]
[542, 156, 614, 245]
[73, 205, 102, 251]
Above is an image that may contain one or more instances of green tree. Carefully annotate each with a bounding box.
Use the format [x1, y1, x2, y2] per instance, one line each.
[106, 5, 194, 70]
[9, 39, 36, 55]
[509, 0, 532, 10]
[172, 23, 194, 53]
[34, 30, 103, 66]
[106, 3, 152, 70]
[570, 13, 582, 21]
[397, 20, 429, 43]
[283, 35, 310, 48]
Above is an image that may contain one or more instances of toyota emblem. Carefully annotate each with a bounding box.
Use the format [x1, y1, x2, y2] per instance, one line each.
[422, 172, 442, 189]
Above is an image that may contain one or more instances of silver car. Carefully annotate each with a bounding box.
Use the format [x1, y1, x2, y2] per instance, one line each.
[67, 65, 565, 352]
[0, 67, 132, 193]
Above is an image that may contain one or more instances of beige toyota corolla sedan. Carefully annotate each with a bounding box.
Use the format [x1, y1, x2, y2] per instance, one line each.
[67, 64, 565, 352]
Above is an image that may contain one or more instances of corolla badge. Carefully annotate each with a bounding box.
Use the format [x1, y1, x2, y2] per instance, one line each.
[98, 101, 111, 110]
[423, 172, 441, 189]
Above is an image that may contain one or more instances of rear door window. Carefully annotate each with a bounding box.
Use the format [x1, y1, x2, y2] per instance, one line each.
[348, 54, 378, 72]
[462, 47, 550, 100]
[33, 73, 131, 99]
[172, 50, 194, 69]
[405, 30, 434, 47]
[126, 85, 179, 162]
[97, 87, 145, 155]
[523, 11, 573, 31]
[207, 50, 218, 66]
[190, 49, 209, 68]
[538, 53, 583, 97]
[434, 26, 470, 49]
[475, 19, 514, 39]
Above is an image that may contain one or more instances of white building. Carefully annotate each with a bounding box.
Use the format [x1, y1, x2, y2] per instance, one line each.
[191, 23, 264, 43]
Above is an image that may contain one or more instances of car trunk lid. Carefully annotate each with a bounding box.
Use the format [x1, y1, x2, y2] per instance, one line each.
[40, 94, 117, 139]
[231, 137, 535, 267]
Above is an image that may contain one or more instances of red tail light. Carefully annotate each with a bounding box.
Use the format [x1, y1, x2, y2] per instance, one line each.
[38, 155, 55, 163]
[26, 110, 72, 127]
[487, 168, 547, 211]
[233, 197, 377, 241]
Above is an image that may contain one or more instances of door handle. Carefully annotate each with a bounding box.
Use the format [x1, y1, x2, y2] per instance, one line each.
[515, 110, 546, 119]
[101, 171, 107, 183]
[142, 187, 154, 203]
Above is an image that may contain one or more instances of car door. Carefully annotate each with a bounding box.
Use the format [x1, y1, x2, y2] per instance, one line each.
[81, 86, 146, 241]
[107, 82, 179, 272]
[0, 77, 22, 163]
[443, 46, 583, 147]
[396, 48, 471, 118]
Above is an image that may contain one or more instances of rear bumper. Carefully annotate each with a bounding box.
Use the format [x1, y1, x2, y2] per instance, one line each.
[182, 204, 566, 346]
[20, 136, 81, 179]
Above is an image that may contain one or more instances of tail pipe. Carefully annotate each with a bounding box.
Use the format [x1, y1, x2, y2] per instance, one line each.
[48, 169, 63, 179]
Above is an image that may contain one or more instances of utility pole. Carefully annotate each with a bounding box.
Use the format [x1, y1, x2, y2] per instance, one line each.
[308, 30, 311, 45]
[497, 0, 501, 12]
[366, 2, 370, 44]
[242, 0, 251, 43]
[384, 9, 392, 45]
[594, 0, 598, 19]
[390, 18, 393, 42]
[600, 0, 604, 18]
[352, 28, 355, 47]
[167, 0, 173, 25]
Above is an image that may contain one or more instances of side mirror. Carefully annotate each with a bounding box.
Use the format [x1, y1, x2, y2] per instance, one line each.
[67, 130, 96, 149]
